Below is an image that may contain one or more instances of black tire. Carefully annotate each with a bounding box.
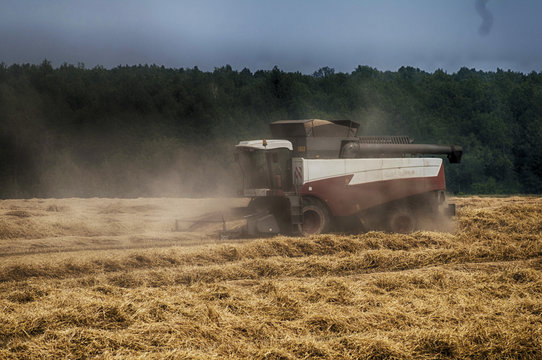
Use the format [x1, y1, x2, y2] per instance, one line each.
[302, 197, 331, 236]
[387, 207, 417, 234]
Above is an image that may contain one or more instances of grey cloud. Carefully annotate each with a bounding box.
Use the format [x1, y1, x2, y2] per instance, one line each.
[0, 1, 541, 73]
[475, 0, 493, 36]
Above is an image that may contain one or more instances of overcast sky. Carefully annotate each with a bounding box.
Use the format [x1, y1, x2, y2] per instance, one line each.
[1, 0, 541, 74]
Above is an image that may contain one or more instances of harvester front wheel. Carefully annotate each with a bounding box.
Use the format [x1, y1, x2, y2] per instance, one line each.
[302, 198, 330, 236]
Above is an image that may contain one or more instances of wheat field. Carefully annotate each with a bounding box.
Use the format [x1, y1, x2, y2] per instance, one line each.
[0, 196, 541, 359]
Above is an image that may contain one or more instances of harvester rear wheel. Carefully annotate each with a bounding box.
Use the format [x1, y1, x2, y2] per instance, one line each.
[387, 207, 417, 234]
[302, 198, 330, 236]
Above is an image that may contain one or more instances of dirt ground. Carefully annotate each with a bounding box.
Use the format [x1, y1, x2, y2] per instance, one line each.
[0, 197, 249, 257]
[0, 196, 541, 359]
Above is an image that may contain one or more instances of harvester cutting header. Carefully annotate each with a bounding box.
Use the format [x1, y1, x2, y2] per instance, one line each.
[234, 119, 462, 236]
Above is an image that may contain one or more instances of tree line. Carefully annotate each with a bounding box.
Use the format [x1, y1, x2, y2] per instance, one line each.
[0, 60, 541, 197]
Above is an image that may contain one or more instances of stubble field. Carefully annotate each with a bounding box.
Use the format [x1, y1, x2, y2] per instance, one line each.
[0, 196, 541, 359]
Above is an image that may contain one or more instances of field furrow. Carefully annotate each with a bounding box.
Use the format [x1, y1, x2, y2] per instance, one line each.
[0, 196, 541, 359]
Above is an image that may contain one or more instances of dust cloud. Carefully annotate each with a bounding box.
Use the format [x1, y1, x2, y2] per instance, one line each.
[5, 130, 241, 199]
[356, 107, 394, 137]
[0, 89, 241, 199]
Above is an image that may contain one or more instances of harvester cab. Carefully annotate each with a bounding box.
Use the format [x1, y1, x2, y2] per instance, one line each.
[235, 139, 293, 196]
[234, 119, 462, 236]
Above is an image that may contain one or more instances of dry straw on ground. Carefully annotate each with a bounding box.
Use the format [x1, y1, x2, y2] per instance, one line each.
[0, 196, 541, 359]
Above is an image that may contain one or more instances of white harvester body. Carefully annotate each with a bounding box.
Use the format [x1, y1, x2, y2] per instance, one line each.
[234, 119, 461, 235]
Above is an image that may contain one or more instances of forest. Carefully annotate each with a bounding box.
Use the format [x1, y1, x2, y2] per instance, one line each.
[0, 60, 541, 198]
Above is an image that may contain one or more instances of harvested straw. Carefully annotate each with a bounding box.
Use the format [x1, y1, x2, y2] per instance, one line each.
[0, 196, 540, 359]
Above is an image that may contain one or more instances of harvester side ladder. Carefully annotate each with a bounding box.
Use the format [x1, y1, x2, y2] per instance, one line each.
[288, 195, 303, 232]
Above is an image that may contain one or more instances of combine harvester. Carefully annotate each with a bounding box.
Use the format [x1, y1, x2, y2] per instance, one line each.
[233, 119, 462, 236]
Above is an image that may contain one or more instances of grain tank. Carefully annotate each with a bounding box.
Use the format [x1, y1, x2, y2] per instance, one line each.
[235, 119, 462, 235]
